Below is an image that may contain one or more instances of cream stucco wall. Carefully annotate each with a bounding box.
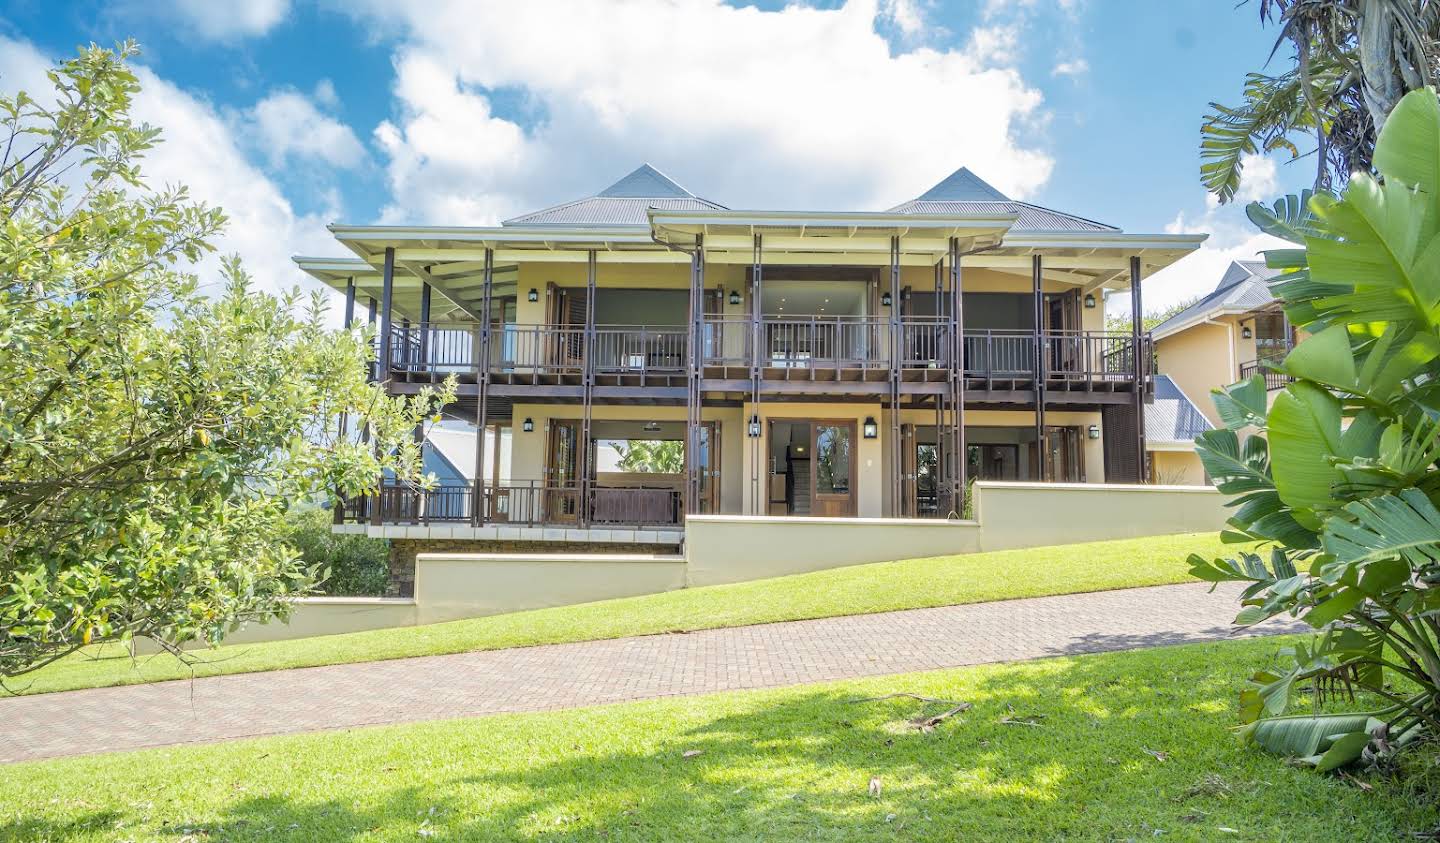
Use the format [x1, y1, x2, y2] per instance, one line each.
[203, 597, 418, 646]
[687, 480, 1227, 586]
[1149, 449, 1206, 486]
[1154, 320, 1234, 429]
[414, 552, 687, 624]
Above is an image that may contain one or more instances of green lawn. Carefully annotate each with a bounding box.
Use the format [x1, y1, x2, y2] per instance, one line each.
[14, 532, 1248, 697]
[2, 636, 1432, 842]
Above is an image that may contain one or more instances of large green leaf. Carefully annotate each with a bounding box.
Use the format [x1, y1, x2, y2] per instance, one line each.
[1243, 713, 1376, 759]
[1280, 325, 1356, 390]
[1246, 190, 1323, 244]
[1268, 383, 1344, 511]
[1211, 377, 1270, 431]
[1323, 488, 1440, 567]
[1373, 87, 1440, 198]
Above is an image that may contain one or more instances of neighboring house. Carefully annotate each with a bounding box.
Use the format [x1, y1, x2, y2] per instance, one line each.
[1145, 375, 1214, 485]
[1152, 260, 1295, 430]
[297, 163, 1206, 591]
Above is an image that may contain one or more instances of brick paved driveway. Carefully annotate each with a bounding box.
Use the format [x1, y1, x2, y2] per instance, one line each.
[0, 581, 1299, 764]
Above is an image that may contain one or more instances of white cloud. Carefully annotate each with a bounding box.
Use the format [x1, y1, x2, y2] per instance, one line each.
[1052, 58, 1089, 78]
[313, 78, 340, 109]
[0, 35, 334, 305]
[348, 0, 1055, 225]
[246, 89, 368, 170]
[1128, 200, 1289, 314]
[163, 0, 292, 41]
[1234, 152, 1280, 203]
[880, 0, 929, 37]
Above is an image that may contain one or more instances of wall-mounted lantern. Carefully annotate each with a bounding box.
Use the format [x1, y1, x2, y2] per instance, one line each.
[880, 291, 893, 307]
[862, 416, 879, 439]
[1087, 424, 1101, 440]
[1083, 293, 1097, 309]
[527, 288, 539, 303]
[1241, 325, 1253, 339]
[747, 414, 761, 438]
[521, 417, 535, 433]
[729, 290, 742, 306]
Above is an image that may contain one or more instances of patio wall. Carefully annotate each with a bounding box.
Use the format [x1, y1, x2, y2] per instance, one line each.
[206, 481, 1227, 644]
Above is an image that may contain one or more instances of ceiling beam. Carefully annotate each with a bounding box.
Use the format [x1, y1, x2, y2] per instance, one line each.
[397, 260, 486, 321]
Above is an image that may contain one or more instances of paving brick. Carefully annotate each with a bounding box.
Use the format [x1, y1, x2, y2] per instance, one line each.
[0, 582, 1298, 763]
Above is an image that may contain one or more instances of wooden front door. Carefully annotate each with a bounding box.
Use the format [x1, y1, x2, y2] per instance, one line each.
[899, 423, 918, 517]
[545, 419, 581, 522]
[697, 421, 722, 514]
[811, 421, 856, 517]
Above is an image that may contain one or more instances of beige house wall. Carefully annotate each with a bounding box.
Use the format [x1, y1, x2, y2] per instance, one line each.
[1150, 450, 1206, 485]
[1154, 320, 1234, 428]
[205, 597, 418, 646]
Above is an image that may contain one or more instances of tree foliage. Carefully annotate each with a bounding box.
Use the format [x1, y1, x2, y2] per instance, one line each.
[613, 440, 684, 474]
[0, 43, 451, 681]
[1193, 88, 1440, 770]
[1202, 0, 1440, 202]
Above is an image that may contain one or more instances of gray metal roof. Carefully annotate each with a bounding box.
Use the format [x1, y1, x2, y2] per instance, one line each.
[1146, 375, 1214, 445]
[1151, 260, 1282, 339]
[504, 163, 727, 227]
[887, 167, 1117, 232]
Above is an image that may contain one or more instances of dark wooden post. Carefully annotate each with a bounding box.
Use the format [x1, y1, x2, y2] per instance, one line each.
[685, 237, 705, 514]
[749, 235, 763, 515]
[579, 250, 597, 526]
[473, 248, 494, 525]
[1130, 255, 1147, 483]
[372, 251, 395, 527]
[1032, 254, 1046, 482]
[344, 276, 356, 328]
[951, 238, 966, 510]
[889, 235, 902, 516]
[419, 280, 432, 373]
[379, 247, 395, 381]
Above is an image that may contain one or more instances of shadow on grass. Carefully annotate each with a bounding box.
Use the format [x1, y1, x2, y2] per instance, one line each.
[2, 639, 1432, 842]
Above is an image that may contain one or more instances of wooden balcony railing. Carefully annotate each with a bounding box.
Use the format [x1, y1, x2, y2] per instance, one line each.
[351, 481, 685, 528]
[1239, 359, 1292, 391]
[382, 321, 1149, 384]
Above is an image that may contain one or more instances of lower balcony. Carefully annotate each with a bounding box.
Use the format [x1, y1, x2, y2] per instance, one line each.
[1239, 359, 1292, 391]
[344, 481, 685, 529]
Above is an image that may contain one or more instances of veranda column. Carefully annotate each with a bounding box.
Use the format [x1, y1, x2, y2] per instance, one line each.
[372, 248, 396, 527]
[749, 234, 763, 515]
[685, 237, 705, 514]
[951, 239, 966, 511]
[888, 235, 902, 516]
[1130, 255, 1147, 483]
[1032, 254, 1046, 482]
[472, 247, 494, 526]
[579, 250, 598, 526]
[419, 280, 432, 373]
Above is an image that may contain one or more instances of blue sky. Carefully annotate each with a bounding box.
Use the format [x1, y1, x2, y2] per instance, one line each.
[0, 1, 1305, 310]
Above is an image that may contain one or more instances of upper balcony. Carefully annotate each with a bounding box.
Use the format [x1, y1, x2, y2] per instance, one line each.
[379, 319, 1149, 400]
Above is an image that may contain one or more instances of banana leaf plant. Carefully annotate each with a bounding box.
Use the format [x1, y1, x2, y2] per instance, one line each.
[1192, 87, 1440, 771]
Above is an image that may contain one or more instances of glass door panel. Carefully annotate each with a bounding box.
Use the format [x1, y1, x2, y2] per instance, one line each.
[812, 422, 854, 517]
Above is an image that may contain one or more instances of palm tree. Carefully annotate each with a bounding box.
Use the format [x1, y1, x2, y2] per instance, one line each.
[1203, 0, 1440, 203]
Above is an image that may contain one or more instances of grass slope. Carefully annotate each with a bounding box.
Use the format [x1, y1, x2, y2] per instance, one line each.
[15, 532, 1245, 697]
[2, 636, 1433, 842]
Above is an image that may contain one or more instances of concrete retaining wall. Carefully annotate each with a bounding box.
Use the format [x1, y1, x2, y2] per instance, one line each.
[214, 482, 1225, 644]
[414, 553, 688, 624]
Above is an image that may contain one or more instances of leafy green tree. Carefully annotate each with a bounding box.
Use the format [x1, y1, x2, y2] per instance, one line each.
[613, 440, 684, 474]
[285, 507, 390, 597]
[0, 43, 450, 681]
[1192, 88, 1440, 770]
[1202, 0, 1440, 202]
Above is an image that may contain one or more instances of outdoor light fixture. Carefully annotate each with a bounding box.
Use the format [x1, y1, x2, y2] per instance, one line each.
[863, 416, 879, 439]
[1087, 424, 1100, 440]
[1083, 293, 1097, 309]
[729, 290, 741, 306]
[881, 292, 893, 307]
[747, 414, 761, 438]
[521, 417, 534, 433]
[1241, 325, 1253, 339]
[642, 421, 661, 432]
[527, 288, 539, 303]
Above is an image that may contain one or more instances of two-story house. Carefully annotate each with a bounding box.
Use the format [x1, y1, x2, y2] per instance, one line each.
[297, 164, 1205, 594]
